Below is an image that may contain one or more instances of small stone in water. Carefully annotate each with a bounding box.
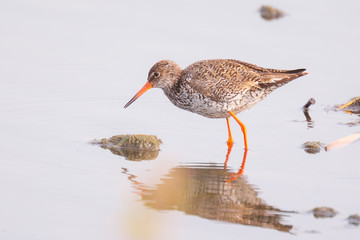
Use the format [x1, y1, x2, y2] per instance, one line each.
[347, 214, 360, 226]
[91, 134, 162, 151]
[302, 141, 323, 154]
[311, 207, 337, 218]
[259, 5, 285, 20]
[91, 134, 162, 161]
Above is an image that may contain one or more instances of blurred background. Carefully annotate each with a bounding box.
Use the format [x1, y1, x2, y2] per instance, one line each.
[1, 0, 359, 239]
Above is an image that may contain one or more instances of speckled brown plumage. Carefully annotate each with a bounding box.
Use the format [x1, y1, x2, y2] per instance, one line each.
[143, 59, 307, 118]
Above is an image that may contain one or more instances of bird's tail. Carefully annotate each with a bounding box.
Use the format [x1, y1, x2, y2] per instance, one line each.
[281, 68, 308, 77]
[260, 68, 308, 86]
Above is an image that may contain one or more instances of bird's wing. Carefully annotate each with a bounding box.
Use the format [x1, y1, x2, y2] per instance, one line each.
[181, 59, 264, 102]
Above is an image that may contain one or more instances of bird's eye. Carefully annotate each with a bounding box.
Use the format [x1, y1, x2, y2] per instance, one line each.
[153, 72, 160, 78]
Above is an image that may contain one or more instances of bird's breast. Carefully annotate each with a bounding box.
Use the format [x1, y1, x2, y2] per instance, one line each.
[163, 83, 233, 118]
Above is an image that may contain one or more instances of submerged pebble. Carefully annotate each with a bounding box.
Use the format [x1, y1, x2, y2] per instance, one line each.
[311, 207, 337, 218]
[91, 134, 162, 161]
[347, 214, 360, 226]
[302, 141, 323, 154]
[259, 5, 285, 20]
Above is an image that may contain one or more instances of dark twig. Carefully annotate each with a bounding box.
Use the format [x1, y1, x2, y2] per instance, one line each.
[303, 98, 316, 109]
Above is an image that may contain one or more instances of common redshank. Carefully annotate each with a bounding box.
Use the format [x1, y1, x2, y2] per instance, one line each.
[124, 59, 308, 150]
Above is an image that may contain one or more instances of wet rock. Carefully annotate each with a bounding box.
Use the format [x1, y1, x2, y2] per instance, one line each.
[330, 97, 360, 126]
[92, 134, 162, 150]
[337, 97, 360, 115]
[91, 134, 162, 161]
[347, 214, 360, 226]
[311, 207, 337, 218]
[259, 5, 285, 20]
[302, 141, 323, 154]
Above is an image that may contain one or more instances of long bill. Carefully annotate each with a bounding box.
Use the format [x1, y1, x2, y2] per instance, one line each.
[124, 82, 153, 108]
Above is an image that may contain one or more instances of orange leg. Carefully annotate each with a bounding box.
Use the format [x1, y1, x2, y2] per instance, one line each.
[224, 118, 234, 167]
[226, 118, 234, 146]
[228, 111, 248, 150]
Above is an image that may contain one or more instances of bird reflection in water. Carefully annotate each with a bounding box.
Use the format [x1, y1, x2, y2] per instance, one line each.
[122, 152, 293, 232]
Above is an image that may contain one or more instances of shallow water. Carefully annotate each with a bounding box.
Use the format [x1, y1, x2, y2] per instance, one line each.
[1, 0, 360, 239]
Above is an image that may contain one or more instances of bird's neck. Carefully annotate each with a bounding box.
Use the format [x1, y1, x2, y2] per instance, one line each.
[162, 77, 183, 100]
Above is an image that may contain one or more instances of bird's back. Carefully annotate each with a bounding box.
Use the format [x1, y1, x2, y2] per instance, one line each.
[181, 59, 307, 102]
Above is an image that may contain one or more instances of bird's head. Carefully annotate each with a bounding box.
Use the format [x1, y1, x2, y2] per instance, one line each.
[124, 60, 182, 108]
